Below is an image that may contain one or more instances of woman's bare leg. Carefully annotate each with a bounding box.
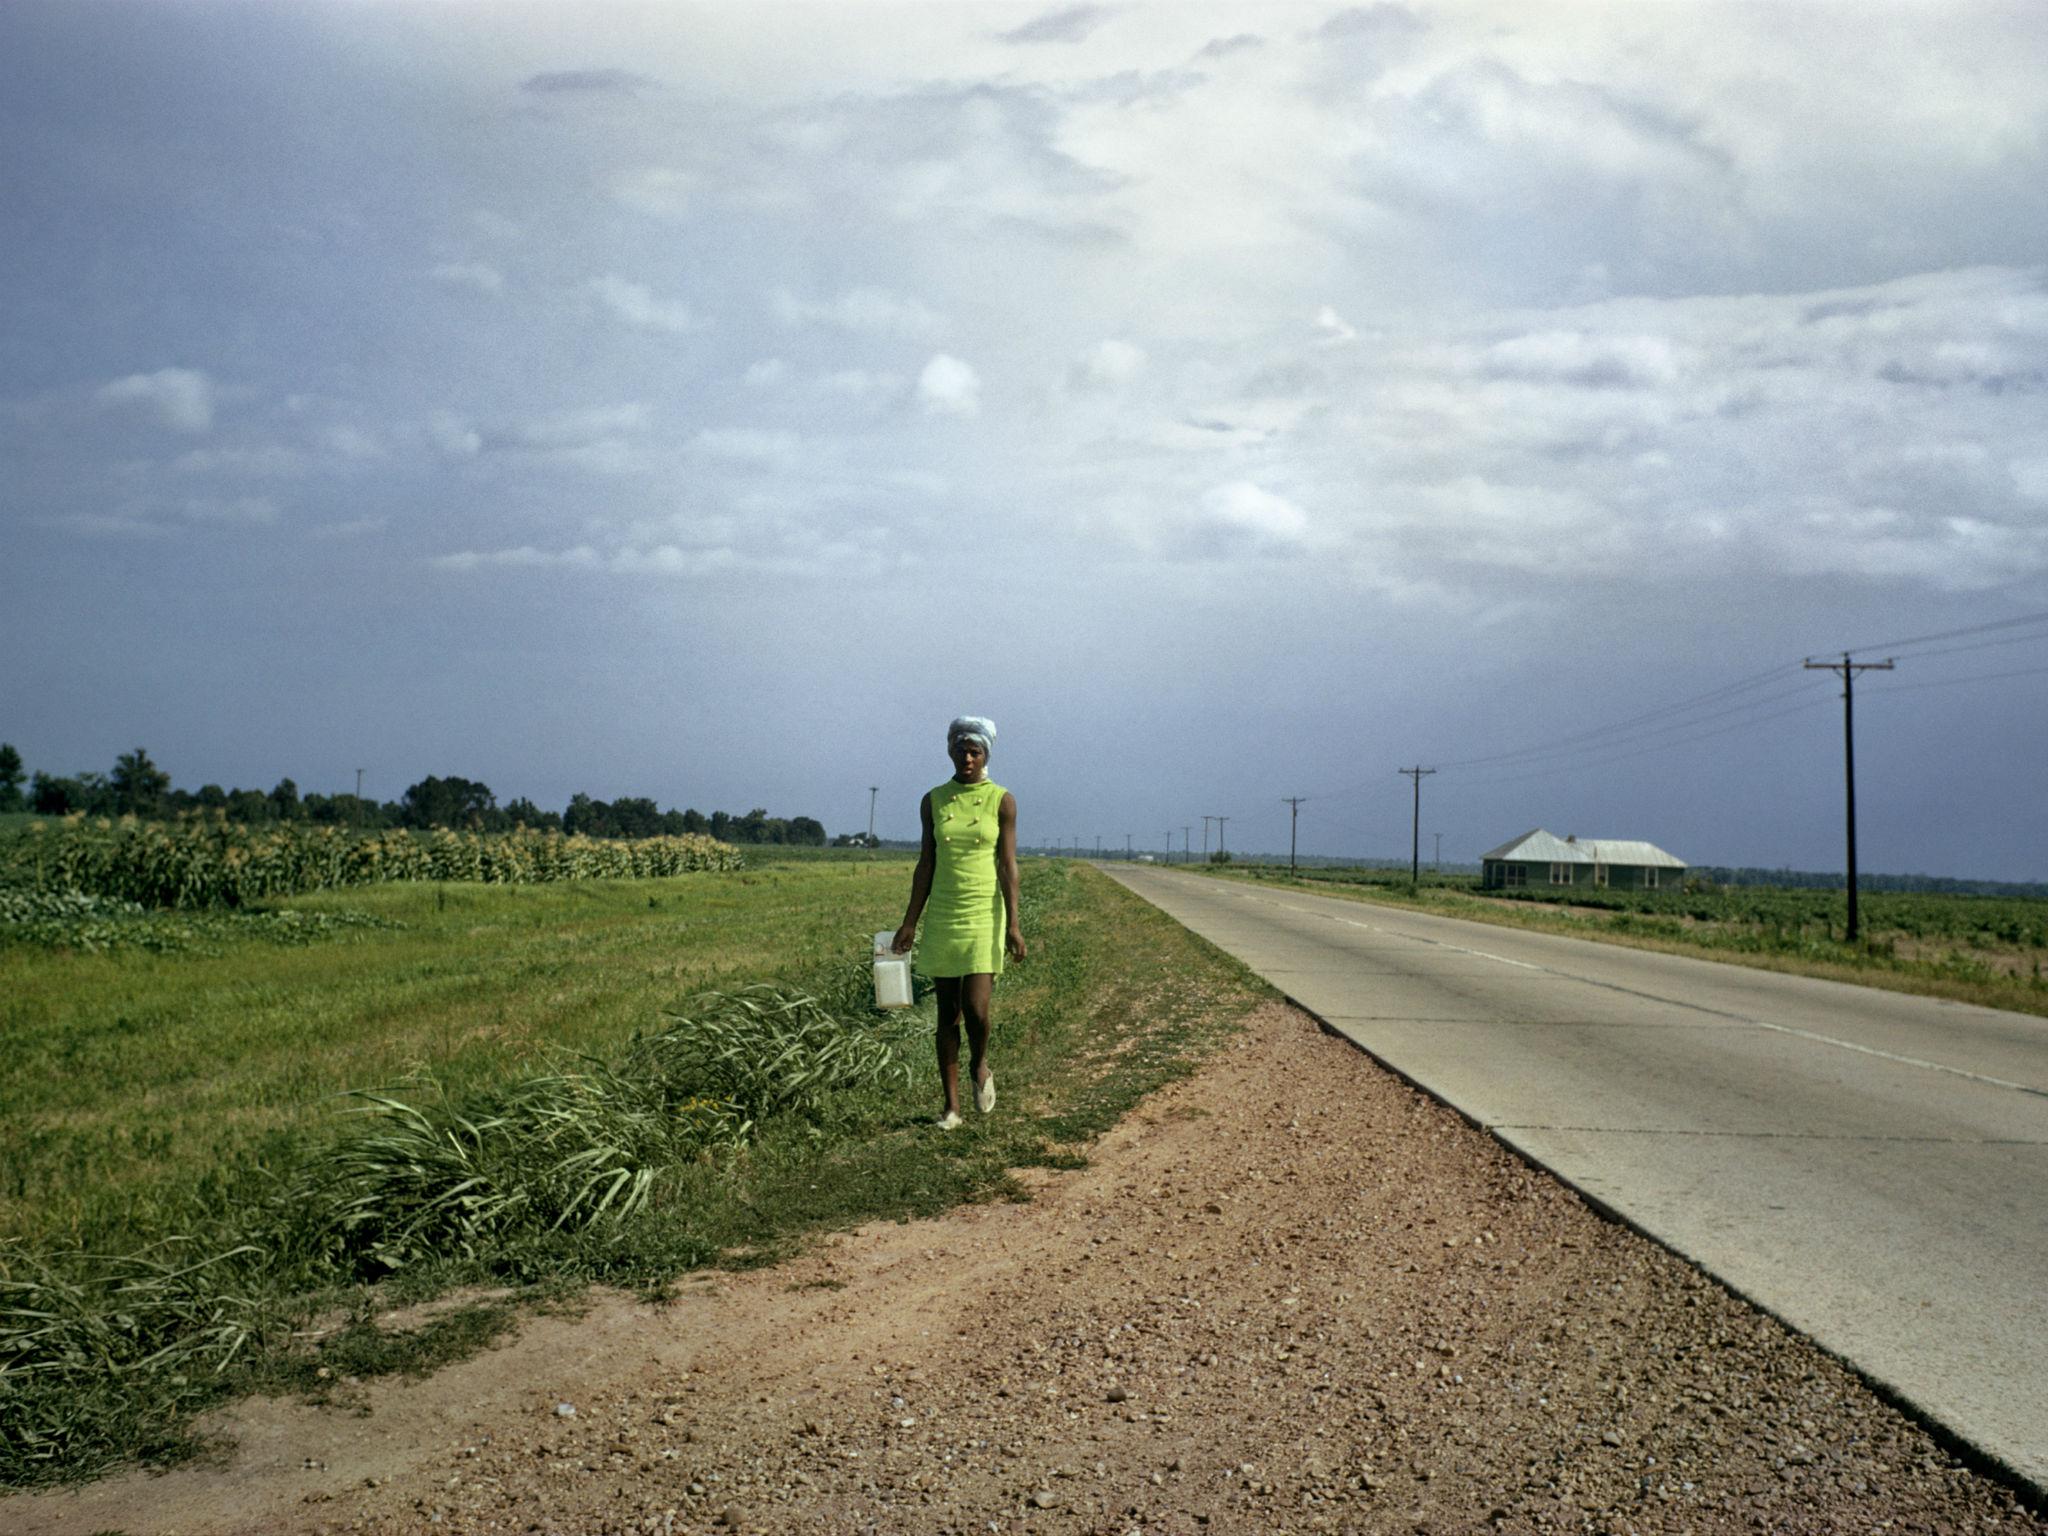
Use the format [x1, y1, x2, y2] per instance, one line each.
[961, 973, 994, 1099]
[934, 977, 963, 1118]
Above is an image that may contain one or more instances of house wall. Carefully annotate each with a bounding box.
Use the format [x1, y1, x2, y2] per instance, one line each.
[1484, 859, 1689, 891]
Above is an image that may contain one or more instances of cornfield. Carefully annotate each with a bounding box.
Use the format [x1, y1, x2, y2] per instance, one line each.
[0, 816, 744, 909]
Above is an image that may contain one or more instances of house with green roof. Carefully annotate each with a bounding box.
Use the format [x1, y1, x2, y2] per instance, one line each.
[1480, 828, 1687, 892]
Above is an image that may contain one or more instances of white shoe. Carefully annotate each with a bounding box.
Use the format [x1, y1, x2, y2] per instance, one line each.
[935, 1111, 963, 1130]
[975, 1073, 996, 1114]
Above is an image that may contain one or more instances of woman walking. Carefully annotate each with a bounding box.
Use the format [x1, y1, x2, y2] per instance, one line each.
[892, 716, 1026, 1129]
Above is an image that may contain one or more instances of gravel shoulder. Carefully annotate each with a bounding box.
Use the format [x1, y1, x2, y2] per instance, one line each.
[16, 1000, 2042, 1536]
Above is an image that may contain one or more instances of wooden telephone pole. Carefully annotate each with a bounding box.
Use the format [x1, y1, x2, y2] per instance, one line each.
[1398, 767, 1436, 884]
[1803, 654, 1894, 943]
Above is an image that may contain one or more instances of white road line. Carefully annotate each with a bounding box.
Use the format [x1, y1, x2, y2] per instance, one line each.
[1744, 1020, 2043, 1097]
[1243, 890, 1545, 969]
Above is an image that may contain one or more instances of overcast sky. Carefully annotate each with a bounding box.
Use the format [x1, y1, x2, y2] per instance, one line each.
[4, 1, 2046, 879]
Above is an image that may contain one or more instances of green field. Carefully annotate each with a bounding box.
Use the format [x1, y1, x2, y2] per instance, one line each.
[1200, 862, 2048, 1016]
[0, 854, 1269, 1484]
[2, 864, 896, 1250]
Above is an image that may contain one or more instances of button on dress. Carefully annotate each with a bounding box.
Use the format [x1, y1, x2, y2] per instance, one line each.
[918, 778, 1008, 978]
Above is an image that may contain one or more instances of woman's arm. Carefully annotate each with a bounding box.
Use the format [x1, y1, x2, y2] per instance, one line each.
[892, 793, 936, 952]
[998, 791, 1027, 962]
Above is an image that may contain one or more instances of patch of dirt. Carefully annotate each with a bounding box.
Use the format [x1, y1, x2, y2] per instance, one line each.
[14, 1002, 2041, 1536]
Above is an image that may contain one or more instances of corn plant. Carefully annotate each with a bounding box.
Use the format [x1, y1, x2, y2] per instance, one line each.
[0, 816, 745, 909]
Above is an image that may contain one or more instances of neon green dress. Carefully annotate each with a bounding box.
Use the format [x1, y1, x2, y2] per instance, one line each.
[919, 777, 1008, 978]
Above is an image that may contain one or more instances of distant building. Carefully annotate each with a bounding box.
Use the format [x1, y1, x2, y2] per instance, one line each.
[1480, 828, 1687, 892]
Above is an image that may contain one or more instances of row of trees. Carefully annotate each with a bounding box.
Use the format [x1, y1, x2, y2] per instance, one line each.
[0, 745, 827, 846]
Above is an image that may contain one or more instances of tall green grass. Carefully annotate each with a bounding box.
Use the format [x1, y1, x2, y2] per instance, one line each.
[0, 860, 1268, 1486]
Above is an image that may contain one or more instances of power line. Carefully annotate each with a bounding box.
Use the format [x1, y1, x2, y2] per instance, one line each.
[1860, 662, 2048, 695]
[1433, 662, 1798, 771]
[1437, 676, 1824, 778]
[1837, 608, 2048, 657]
[1446, 694, 1836, 789]
[1875, 627, 2048, 665]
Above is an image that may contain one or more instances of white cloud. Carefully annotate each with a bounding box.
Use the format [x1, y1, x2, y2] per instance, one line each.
[180, 495, 280, 526]
[309, 515, 388, 539]
[1200, 481, 1310, 546]
[1315, 306, 1358, 344]
[772, 286, 942, 337]
[890, 470, 950, 496]
[428, 411, 481, 457]
[172, 444, 307, 477]
[97, 368, 214, 432]
[431, 542, 752, 579]
[2014, 458, 2048, 505]
[320, 424, 385, 459]
[589, 273, 698, 334]
[917, 354, 982, 416]
[689, 427, 798, 463]
[1480, 330, 1685, 388]
[612, 167, 697, 221]
[432, 544, 603, 572]
[430, 261, 505, 295]
[744, 358, 789, 387]
[815, 368, 905, 407]
[1071, 339, 1146, 389]
[56, 512, 170, 538]
[515, 402, 650, 448]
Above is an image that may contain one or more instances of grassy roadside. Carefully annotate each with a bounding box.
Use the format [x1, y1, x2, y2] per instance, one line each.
[1184, 863, 2048, 1019]
[2, 863, 915, 1251]
[0, 859, 1270, 1485]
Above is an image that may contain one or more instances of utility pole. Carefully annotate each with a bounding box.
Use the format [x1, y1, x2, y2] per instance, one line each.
[1201, 816, 1213, 861]
[1214, 816, 1230, 857]
[1125, 833, 1132, 861]
[1165, 830, 1173, 864]
[1282, 797, 1305, 872]
[1804, 652, 1895, 943]
[1183, 825, 1192, 865]
[867, 786, 879, 844]
[355, 767, 364, 800]
[1433, 832, 1442, 872]
[1095, 835, 1101, 859]
[1398, 767, 1437, 884]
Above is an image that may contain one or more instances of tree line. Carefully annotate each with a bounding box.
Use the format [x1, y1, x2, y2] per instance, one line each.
[0, 744, 827, 846]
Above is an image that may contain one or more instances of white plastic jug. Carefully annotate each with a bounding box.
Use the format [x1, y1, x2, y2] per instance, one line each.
[872, 930, 913, 1008]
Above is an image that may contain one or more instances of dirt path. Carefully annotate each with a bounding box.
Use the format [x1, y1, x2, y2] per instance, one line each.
[16, 1002, 2041, 1536]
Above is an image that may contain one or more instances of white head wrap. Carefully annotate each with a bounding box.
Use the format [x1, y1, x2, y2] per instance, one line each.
[947, 715, 997, 757]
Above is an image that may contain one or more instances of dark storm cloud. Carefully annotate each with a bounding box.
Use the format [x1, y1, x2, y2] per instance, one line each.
[1195, 34, 1264, 61]
[520, 69, 657, 95]
[1000, 6, 1114, 46]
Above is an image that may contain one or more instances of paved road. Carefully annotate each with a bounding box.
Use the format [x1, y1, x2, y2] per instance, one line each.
[1102, 865, 2048, 1494]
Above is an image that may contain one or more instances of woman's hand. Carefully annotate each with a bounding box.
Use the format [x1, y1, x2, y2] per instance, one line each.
[1006, 925, 1028, 962]
[892, 922, 917, 954]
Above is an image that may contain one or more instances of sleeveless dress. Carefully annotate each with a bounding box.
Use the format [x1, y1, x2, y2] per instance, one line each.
[918, 777, 1008, 978]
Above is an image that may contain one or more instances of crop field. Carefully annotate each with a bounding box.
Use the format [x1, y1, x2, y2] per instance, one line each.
[1210, 863, 2048, 1014]
[0, 853, 1267, 1485]
[0, 815, 743, 912]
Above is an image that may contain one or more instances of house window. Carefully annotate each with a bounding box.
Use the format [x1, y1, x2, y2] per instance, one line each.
[1550, 862, 1574, 885]
[1643, 867, 1659, 889]
[1594, 864, 1608, 887]
[1502, 863, 1526, 888]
